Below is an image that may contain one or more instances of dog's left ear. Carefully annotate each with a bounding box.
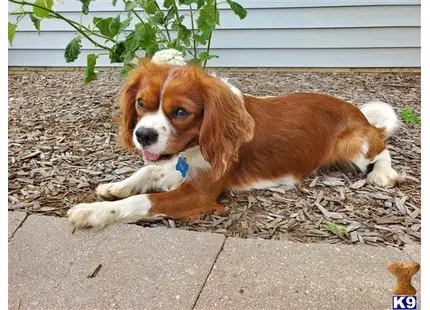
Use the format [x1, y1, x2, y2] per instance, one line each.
[199, 76, 255, 179]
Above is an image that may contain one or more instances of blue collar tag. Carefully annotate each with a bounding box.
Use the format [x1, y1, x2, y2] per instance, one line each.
[176, 156, 188, 178]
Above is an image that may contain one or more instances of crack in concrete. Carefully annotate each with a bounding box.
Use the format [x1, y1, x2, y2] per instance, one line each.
[8, 213, 29, 241]
[191, 236, 227, 310]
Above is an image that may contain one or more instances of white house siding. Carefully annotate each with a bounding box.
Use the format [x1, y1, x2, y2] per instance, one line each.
[8, 0, 421, 67]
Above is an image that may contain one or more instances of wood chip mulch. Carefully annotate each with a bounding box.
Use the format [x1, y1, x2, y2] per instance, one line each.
[8, 69, 421, 248]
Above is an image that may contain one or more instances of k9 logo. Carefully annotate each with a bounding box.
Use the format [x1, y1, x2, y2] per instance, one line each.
[392, 296, 417, 310]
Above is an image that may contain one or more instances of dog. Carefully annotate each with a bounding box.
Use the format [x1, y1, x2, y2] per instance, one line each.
[67, 60, 400, 229]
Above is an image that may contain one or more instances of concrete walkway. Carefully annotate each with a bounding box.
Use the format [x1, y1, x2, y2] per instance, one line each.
[8, 212, 420, 310]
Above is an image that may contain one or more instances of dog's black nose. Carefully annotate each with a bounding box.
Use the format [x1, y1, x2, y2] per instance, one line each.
[135, 127, 158, 147]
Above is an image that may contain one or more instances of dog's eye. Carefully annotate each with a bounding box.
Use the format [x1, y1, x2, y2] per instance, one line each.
[136, 98, 144, 109]
[172, 108, 190, 119]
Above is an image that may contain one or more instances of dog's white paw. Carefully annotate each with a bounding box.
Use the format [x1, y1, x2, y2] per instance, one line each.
[96, 182, 131, 200]
[67, 202, 118, 229]
[367, 166, 399, 187]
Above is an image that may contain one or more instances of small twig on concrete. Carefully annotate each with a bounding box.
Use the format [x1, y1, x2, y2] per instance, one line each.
[87, 264, 103, 278]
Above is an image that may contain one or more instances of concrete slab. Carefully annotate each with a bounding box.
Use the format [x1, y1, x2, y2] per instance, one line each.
[195, 238, 421, 310]
[8, 212, 26, 239]
[8, 215, 225, 310]
[402, 244, 421, 289]
[403, 244, 421, 263]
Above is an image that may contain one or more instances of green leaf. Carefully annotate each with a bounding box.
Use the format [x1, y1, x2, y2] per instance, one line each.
[30, 14, 41, 34]
[108, 15, 121, 37]
[197, 3, 219, 38]
[8, 22, 16, 45]
[145, 42, 159, 57]
[123, 52, 136, 66]
[119, 17, 132, 33]
[193, 33, 207, 45]
[164, 7, 176, 23]
[171, 16, 185, 30]
[109, 42, 126, 63]
[151, 11, 165, 24]
[64, 36, 82, 63]
[326, 223, 348, 237]
[84, 54, 98, 83]
[123, 32, 138, 61]
[226, 0, 247, 19]
[187, 58, 202, 66]
[133, 22, 157, 49]
[168, 39, 186, 53]
[93, 17, 115, 38]
[123, 31, 135, 48]
[177, 25, 191, 46]
[120, 63, 136, 78]
[198, 51, 218, 61]
[112, 0, 118, 5]
[196, 0, 205, 8]
[125, 1, 137, 10]
[401, 107, 421, 125]
[163, 0, 173, 8]
[79, 0, 93, 15]
[33, 0, 54, 19]
[145, 0, 158, 14]
[179, 0, 199, 4]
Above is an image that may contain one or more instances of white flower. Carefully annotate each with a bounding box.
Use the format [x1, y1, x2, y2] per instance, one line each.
[151, 49, 187, 66]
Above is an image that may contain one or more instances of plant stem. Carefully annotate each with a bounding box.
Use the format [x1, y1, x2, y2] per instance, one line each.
[172, 0, 182, 23]
[16, 12, 25, 23]
[189, 4, 197, 58]
[203, 0, 217, 68]
[79, 12, 83, 31]
[154, 1, 172, 42]
[120, 1, 170, 44]
[9, 10, 116, 43]
[203, 32, 212, 68]
[9, 0, 116, 52]
[122, 0, 144, 23]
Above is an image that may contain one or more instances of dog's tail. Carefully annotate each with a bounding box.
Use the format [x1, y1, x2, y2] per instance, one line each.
[359, 101, 400, 139]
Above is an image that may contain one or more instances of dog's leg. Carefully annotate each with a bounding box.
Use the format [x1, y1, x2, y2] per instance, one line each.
[367, 149, 399, 187]
[350, 137, 372, 173]
[350, 131, 399, 187]
[358, 100, 400, 186]
[68, 182, 224, 229]
[96, 158, 183, 200]
[338, 130, 399, 187]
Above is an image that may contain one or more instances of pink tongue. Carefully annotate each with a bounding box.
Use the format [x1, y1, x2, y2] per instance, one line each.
[143, 151, 160, 161]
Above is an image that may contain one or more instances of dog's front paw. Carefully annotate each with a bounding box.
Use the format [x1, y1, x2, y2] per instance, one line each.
[96, 182, 131, 200]
[67, 202, 118, 229]
[367, 166, 399, 187]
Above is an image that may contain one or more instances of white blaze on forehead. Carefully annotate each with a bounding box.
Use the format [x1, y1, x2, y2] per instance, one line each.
[132, 68, 183, 154]
[160, 67, 181, 103]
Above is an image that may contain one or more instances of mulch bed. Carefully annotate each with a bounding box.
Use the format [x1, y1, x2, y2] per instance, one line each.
[8, 69, 421, 248]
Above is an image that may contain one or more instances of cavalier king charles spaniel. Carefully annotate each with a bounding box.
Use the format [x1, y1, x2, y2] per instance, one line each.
[68, 59, 400, 229]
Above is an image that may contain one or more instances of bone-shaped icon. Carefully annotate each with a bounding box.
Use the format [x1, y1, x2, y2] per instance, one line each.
[388, 261, 420, 296]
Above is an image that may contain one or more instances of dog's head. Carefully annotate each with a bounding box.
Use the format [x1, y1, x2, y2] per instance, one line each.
[119, 60, 255, 178]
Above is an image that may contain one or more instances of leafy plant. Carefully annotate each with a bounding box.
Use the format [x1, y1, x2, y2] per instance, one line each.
[401, 107, 421, 125]
[326, 223, 348, 237]
[8, 0, 248, 82]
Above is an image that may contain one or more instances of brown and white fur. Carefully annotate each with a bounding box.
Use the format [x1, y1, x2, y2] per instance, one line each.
[67, 61, 401, 229]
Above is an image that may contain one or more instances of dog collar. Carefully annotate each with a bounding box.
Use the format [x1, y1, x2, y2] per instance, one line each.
[176, 156, 188, 178]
